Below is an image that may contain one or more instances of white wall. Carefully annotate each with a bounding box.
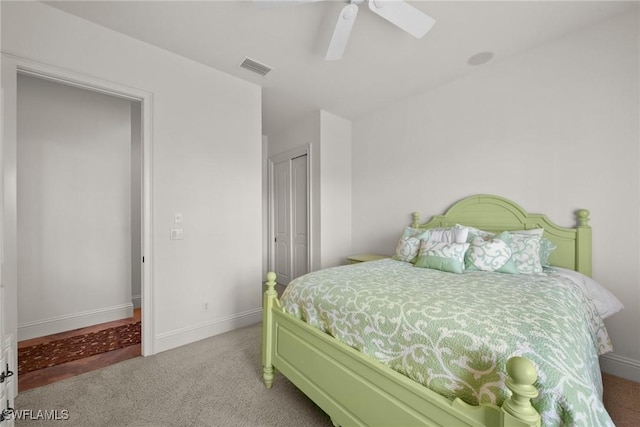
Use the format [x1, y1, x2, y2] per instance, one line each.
[2, 1, 262, 353]
[17, 75, 134, 340]
[267, 110, 352, 273]
[320, 111, 352, 268]
[351, 11, 640, 381]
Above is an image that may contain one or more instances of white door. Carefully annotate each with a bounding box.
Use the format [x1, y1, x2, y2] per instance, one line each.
[0, 286, 7, 424]
[0, 285, 11, 425]
[291, 155, 308, 280]
[272, 153, 309, 285]
[0, 325, 14, 426]
[0, 88, 15, 426]
[274, 159, 291, 285]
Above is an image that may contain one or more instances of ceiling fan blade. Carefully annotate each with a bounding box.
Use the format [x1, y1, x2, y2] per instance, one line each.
[368, 0, 435, 39]
[325, 3, 359, 61]
[253, 0, 323, 9]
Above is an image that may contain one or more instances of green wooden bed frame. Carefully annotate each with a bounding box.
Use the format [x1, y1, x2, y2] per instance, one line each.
[262, 194, 592, 427]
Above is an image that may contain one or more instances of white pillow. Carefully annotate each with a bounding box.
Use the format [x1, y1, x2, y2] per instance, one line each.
[550, 267, 624, 319]
[426, 225, 469, 243]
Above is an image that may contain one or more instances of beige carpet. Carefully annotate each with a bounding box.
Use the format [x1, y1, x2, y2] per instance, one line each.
[15, 322, 637, 427]
[15, 323, 332, 427]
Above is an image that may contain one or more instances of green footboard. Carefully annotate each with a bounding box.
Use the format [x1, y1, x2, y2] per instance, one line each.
[262, 272, 541, 427]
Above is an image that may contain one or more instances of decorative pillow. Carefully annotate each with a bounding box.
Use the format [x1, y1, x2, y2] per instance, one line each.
[507, 232, 543, 274]
[393, 227, 429, 263]
[414, 240, 470, 274]
[539, 237, 557, 266]
[461, 225, 494, 242]
[426, 225, 469, 243]
[462, 226, 555, 268]
[465, 231, 518, 274]
[511, 229, 557, 268]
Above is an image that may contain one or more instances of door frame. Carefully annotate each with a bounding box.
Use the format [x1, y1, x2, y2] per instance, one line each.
[268, 144, 311, 282]
[1, 54, 156, 358]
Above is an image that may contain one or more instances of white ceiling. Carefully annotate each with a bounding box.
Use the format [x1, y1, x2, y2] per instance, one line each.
[45, 1, 635, 135]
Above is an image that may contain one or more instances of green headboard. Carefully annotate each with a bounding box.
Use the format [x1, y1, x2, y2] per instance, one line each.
[411, 194, 592, 277]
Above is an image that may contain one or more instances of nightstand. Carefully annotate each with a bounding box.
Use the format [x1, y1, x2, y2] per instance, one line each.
[347, 254, 388, 264]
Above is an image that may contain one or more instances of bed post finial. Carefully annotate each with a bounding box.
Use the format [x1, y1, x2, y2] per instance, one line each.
[262, 272, 278, 389]
[502, 357, 541, 427]
[265, 272, 277, 291]
[576, 209, 590, 227]
[412, 212, 420, 228]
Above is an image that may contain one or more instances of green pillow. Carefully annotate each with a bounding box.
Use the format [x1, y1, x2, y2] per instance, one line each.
[414, 240, 469, 274]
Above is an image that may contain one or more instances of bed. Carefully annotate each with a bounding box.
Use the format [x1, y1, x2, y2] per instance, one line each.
[262, 194, 616, 427]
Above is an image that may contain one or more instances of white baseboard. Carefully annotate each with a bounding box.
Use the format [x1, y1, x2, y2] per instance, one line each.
[17, 303, 134, 341]
[155, 308, 262, 354]
[600, 353, 640, 383]
[131, 294, 142, 309]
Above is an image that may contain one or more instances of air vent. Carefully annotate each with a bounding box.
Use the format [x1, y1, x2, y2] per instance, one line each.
[239, 57, 273, 77]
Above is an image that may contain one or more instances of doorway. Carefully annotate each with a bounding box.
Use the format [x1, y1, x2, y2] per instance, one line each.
[270, 147, 310, 286]
[2, 55, 155, 397]
[15, 74, 142, 388]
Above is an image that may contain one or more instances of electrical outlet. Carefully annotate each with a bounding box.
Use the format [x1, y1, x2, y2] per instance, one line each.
[203, 302, 209, 311]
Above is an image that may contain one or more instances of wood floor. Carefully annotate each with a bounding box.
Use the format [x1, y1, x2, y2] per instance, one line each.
[18, 309, 142, 392]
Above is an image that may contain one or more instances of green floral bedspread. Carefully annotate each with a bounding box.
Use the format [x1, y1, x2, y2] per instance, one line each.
[281, 259, 613, 427]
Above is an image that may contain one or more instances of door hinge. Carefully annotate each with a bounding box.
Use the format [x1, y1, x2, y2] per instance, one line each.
[0, 365, 13, 383]
[0, 400, 14, 422]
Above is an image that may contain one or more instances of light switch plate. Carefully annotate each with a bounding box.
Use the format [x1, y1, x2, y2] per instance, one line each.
[170, 228, 184, 240]
[174, 212, 183, 224]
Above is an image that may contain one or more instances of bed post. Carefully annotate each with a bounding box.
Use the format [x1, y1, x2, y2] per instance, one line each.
[412, 212, 420, 228]
[502, 357, 541, 427]
[262, 272, 278, 389]
[575, 209, 592, 277]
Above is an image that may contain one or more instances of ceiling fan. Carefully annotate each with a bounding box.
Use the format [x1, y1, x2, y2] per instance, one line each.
[254, 0, 436, 61]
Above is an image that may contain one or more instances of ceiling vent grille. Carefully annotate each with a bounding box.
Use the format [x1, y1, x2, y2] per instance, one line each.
[239, 57, 272, 77]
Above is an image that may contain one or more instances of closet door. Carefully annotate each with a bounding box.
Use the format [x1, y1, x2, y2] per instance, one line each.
[291, 155, 308, 280]
[272, 153, 309, 286]
[273, 159, 291, 285]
